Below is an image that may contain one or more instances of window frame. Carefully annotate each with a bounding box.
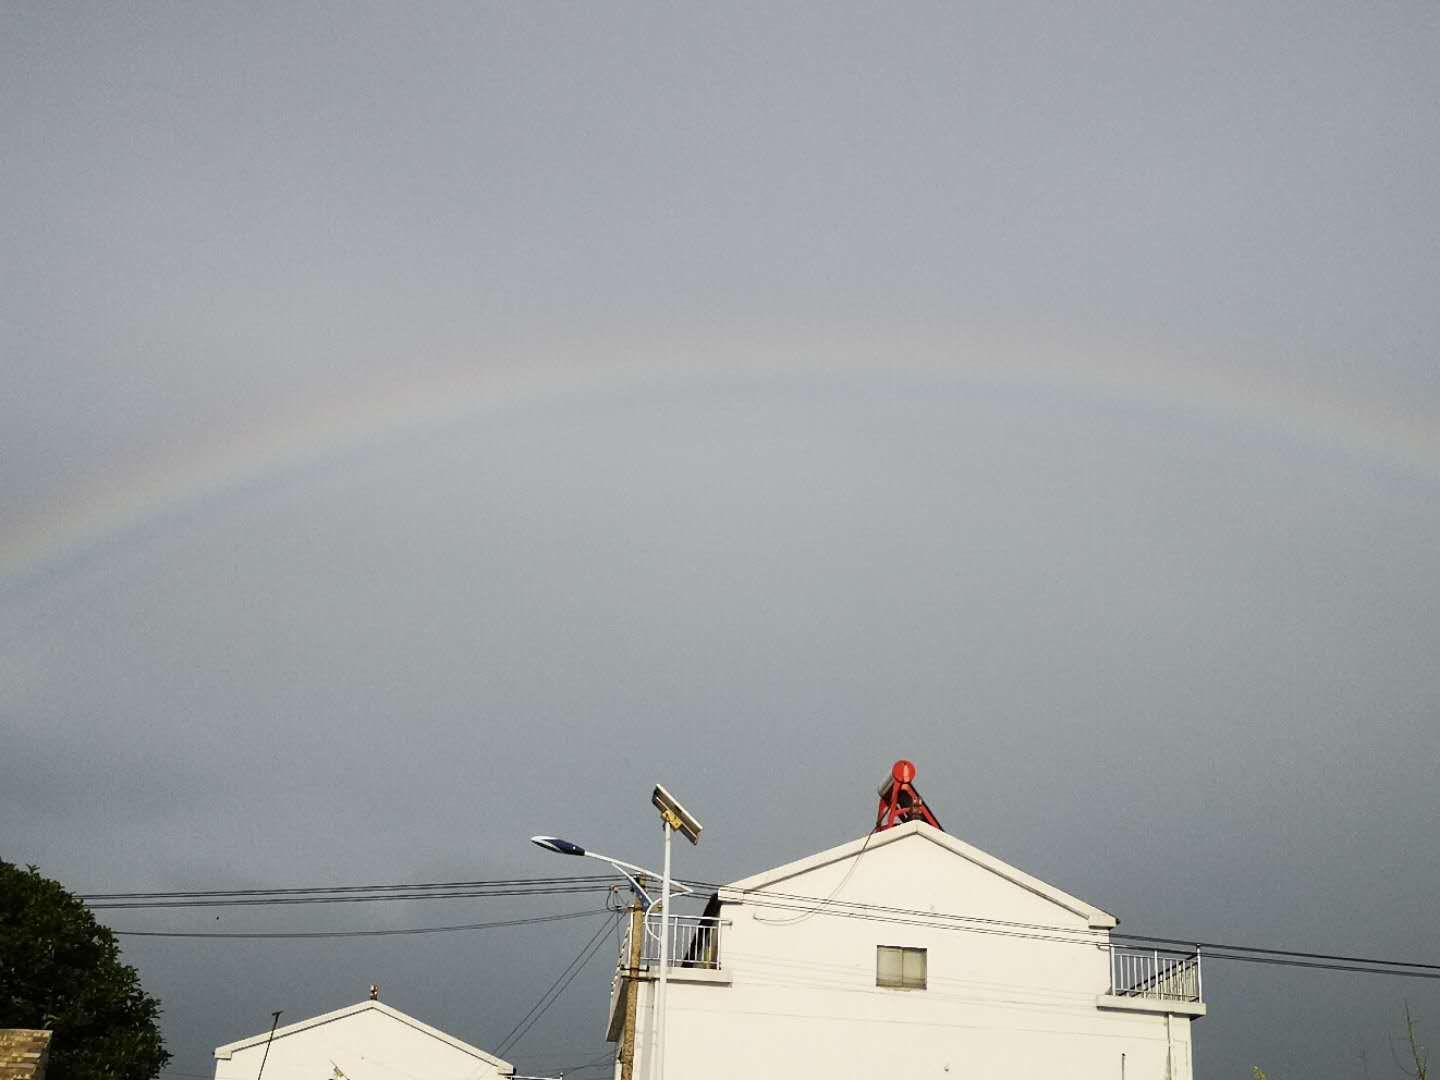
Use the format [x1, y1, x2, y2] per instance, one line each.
[876, 944, 927, 990]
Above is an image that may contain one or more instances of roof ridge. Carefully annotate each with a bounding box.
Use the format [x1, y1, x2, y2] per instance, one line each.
[213, 1000, 513, 1073]
[721, 820, 1117, 929]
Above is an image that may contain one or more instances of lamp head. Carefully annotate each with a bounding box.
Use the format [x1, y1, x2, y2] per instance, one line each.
[530, 835, 587, 857]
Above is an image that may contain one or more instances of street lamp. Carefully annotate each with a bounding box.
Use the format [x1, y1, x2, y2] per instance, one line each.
[648, 786, 702, 1080]
[529, 784, 703, 1080]
[528, 835, 691, 908]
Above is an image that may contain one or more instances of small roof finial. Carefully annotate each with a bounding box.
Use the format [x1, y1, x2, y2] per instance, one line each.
[368, 984, 380, 1001]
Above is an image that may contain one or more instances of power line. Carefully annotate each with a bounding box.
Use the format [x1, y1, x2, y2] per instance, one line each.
[725, 893, 1440, 981]
[502, 920, 617, 1057]
[494, 923, 606, 1058]
[1178, 951, 1440, 981]
[739, 892, 1439, 975]
[112, 909, 609, 939]
[696, 879, 1440, 976]
[494, 915, 620, 1058]
[89, 886, 613, 910]
[1117, 930, 1440, 973]
[752, 827, 878, 927]
[704, 882, 1109, 939]
[81, 877, 613, 900]
[681, 887, 1440, 981]
[93, 871, 1440, 979]
[112, 890, 1440, 980]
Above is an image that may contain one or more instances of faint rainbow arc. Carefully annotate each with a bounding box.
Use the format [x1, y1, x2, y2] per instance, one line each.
[3, 347, 1436, 589]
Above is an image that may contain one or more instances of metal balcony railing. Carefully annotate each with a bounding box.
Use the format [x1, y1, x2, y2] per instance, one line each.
[1109, 946, 1202, 1003]
[620, 913, 724, 972]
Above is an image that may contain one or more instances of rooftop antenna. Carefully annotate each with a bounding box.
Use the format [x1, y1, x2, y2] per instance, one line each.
[254, 1011, 282, 1080]
[875, 759, 942, 831]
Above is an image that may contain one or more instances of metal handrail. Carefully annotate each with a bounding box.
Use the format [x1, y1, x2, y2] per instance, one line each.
[1109, 945, 1202, 1003]
[621, 914, 725, 971]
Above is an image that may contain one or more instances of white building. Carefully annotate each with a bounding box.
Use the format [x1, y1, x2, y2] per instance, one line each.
[608, 819, 1205, 1080]
[214, 999, 514, 1080]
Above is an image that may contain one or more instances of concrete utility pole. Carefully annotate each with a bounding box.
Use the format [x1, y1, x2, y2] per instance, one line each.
[619, 897, 644, 1080]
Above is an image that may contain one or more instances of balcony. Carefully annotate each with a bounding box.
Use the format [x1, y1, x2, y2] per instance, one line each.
[607, 913, 728, 1039]
[1098, 946, 1206, 1017]
[621, 912, 724, 971]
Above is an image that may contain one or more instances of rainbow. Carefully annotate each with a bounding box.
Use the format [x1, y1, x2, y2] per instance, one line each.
[4, 335, 1436, 590]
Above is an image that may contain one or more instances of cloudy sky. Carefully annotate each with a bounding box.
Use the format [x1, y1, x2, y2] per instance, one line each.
[3, 3, 1438, 1077]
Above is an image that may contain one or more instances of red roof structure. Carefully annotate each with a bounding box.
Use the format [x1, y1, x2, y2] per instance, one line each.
[874, 759, 943, 831]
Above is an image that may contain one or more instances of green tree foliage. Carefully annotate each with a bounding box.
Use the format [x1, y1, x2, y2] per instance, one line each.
[1, 861, 170, 1080]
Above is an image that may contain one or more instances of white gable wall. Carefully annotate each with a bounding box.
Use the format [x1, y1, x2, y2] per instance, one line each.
[730, 831, 1110, 1000]
[215, 1004, 510, 1080]
[626, 826, 1197, 1080]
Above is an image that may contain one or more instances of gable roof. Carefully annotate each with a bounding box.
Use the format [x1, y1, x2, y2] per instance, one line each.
[721, 819, 1118, 929]
[213, 1000, 512, 1073]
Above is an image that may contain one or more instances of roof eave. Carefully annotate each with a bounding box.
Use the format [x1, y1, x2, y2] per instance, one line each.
[213, 1000, 513, 1074]
[721, 820, 1119, 927]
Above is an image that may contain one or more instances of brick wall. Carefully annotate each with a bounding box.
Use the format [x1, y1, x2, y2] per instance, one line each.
[0, 1030, 52, 1080]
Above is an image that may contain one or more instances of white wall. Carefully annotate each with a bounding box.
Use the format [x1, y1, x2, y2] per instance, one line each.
[626, 831, 1196, 1080]
[216, 1007, 509, 1080]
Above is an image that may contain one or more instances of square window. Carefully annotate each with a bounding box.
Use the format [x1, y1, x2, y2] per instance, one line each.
[877, 945, 927, 989]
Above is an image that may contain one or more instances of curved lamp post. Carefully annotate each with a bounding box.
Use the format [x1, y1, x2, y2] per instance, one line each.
[530, 785, 702, 1080]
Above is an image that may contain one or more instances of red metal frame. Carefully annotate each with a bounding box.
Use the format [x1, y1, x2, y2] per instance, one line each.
[875, 759, 943, 831]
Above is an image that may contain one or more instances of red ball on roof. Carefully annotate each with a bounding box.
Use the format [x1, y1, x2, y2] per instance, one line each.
[891, 759, 917, 784]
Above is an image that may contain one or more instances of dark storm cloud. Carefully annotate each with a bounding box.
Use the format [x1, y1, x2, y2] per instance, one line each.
[3, 4, 1439, 1078]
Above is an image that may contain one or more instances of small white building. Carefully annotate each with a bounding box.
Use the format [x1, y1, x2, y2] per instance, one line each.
[608, 818, 1206, 1080]
[214, 999, 513, 1080]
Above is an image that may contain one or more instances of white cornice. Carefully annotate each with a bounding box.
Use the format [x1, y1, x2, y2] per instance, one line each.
[721, 820, 1118, 929]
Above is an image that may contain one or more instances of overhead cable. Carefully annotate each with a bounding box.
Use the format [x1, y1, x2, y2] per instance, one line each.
[81, 876, 613, 900]
[494, 915, 620, 1058]
[88, 886, 613, 910]
[96, 871, 1440, 978]
[112, 909, 608, 939]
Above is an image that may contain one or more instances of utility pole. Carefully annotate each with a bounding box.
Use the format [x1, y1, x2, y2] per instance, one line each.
[619, 896, 644, 1080]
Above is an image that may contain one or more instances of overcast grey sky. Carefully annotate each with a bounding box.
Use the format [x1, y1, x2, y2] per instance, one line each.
[3, 3, 1438, 1077]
